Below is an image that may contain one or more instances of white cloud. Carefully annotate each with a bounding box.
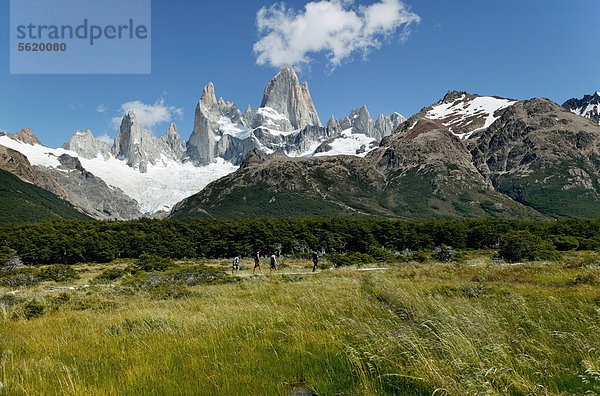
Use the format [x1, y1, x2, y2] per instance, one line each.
[96, 104, 106, 113]
[111, 98, 183, 131]
[96, 133, 113, 145]
[253, 0, 420, 69]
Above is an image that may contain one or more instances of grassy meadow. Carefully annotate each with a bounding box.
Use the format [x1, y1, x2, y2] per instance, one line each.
[1, 252, 600, 395]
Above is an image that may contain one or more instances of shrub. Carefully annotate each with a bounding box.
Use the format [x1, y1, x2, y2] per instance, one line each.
[409, 251, 429, 263]
[563, 253, 599, 268]
[552, 235, 580, 251]
[0, 268, 40, 287]
[367, 246, 395, 263]
[331, 252, 375, 267]
[499, 231, 559, 262]
[434, 245, 455, 263]
[572, 270, 600, 286]
[39, 264, 79, 283]
[0, 246, 24, 270]
[0, 294, 24, 306]
[123, 265, 232, 289]
[23, 300, 44, 319]
[93, 268, 126, 283]
[578, 237, 600, 251]
[132, 254, 176, 273]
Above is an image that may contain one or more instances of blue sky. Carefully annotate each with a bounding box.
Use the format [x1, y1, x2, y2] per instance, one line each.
[1, 0, 598, 148]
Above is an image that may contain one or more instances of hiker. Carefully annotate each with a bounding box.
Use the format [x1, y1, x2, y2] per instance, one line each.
[312, 251, 319, 272]
[270, 254, 278, 272]
[253, 249, 262, 274]
[232, 256, 240, 274]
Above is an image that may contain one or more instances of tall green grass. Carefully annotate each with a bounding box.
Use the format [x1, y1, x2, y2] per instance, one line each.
[1, 257, 600, 394]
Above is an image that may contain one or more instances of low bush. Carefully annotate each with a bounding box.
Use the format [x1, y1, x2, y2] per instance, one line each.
[331, 252, 375, 267]
[434, 245, 455, 263]
[552, 235, 580, 251]
[23, 300, 44, 319]
[93, 268, 126, 283]
[131, 254, 176, 273]
[499, 231, 560, 262]
[572, 270, 600, 286]
[0, 268, 41, 287]
[409, 251, 429, 263]
[367, 246, 395, 263]
[123, 265, 232, 289]
[39, 264, 79, 283]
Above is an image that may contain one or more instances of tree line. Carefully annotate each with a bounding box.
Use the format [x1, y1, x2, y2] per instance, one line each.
[0, 217, 599, 265]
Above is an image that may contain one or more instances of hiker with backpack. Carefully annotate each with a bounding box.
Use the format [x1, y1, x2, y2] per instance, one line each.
[312, 251, 319, 272]
[253, 249, 262, 274]
[232, 256, 240, 274]
[270, 254, 278, 272]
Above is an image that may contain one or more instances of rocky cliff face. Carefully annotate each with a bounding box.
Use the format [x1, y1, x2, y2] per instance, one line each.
[169, 92, 555, 221]
[7, 128, 42, 145]
[62, 129, 111, 159]
[112, 111, 186, 172]
[260, 66, 321, 129]
[1, 140, 140, 220]
[0, 144, 68, 200]
[563, 92, 600, 124]
[38, 154, 142, 220]
[469, 98, 600, 217]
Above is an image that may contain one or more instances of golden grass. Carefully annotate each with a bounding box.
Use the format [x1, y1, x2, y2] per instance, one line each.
[1, 254, 600, 394]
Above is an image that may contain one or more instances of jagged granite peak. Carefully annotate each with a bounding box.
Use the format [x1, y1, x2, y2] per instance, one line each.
[187, 98, 220, 165]
[8, 128, 42, 145]
[345, 106, 375, 137]
[375, 112, 406, 138]
[113, 111, 185, 172]
[159, 122, 186, 159]
[62, 129, 111, 160]
[326, 115, 336, 127]
[336, 106, 405, 141]
[201, 82, 217, 107]
[563, 92, 600, 124]
[260, 66, 321, 129]
[187, 68, 403, 165]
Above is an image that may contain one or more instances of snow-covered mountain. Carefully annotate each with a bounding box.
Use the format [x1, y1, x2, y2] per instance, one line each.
[0, 133, 236, 215]
[1, 67, 405, 217]
[185, 66, 404, 164]
[563, 92, 600, 124]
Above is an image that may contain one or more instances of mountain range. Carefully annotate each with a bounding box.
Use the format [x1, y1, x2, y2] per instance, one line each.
[171, 91, 600, 220]
[1, 68, 599, 222]
[0, 67, 404, 219]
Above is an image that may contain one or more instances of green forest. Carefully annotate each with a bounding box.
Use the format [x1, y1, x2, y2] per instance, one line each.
[1, 217, 599, 265]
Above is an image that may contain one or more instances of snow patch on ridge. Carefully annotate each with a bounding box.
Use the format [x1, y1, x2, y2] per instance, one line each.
[256, 106, 288, 121]
[313, 128, 377, 158]
[426, 95, 517, 139]
[218, 117, 252, 140]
